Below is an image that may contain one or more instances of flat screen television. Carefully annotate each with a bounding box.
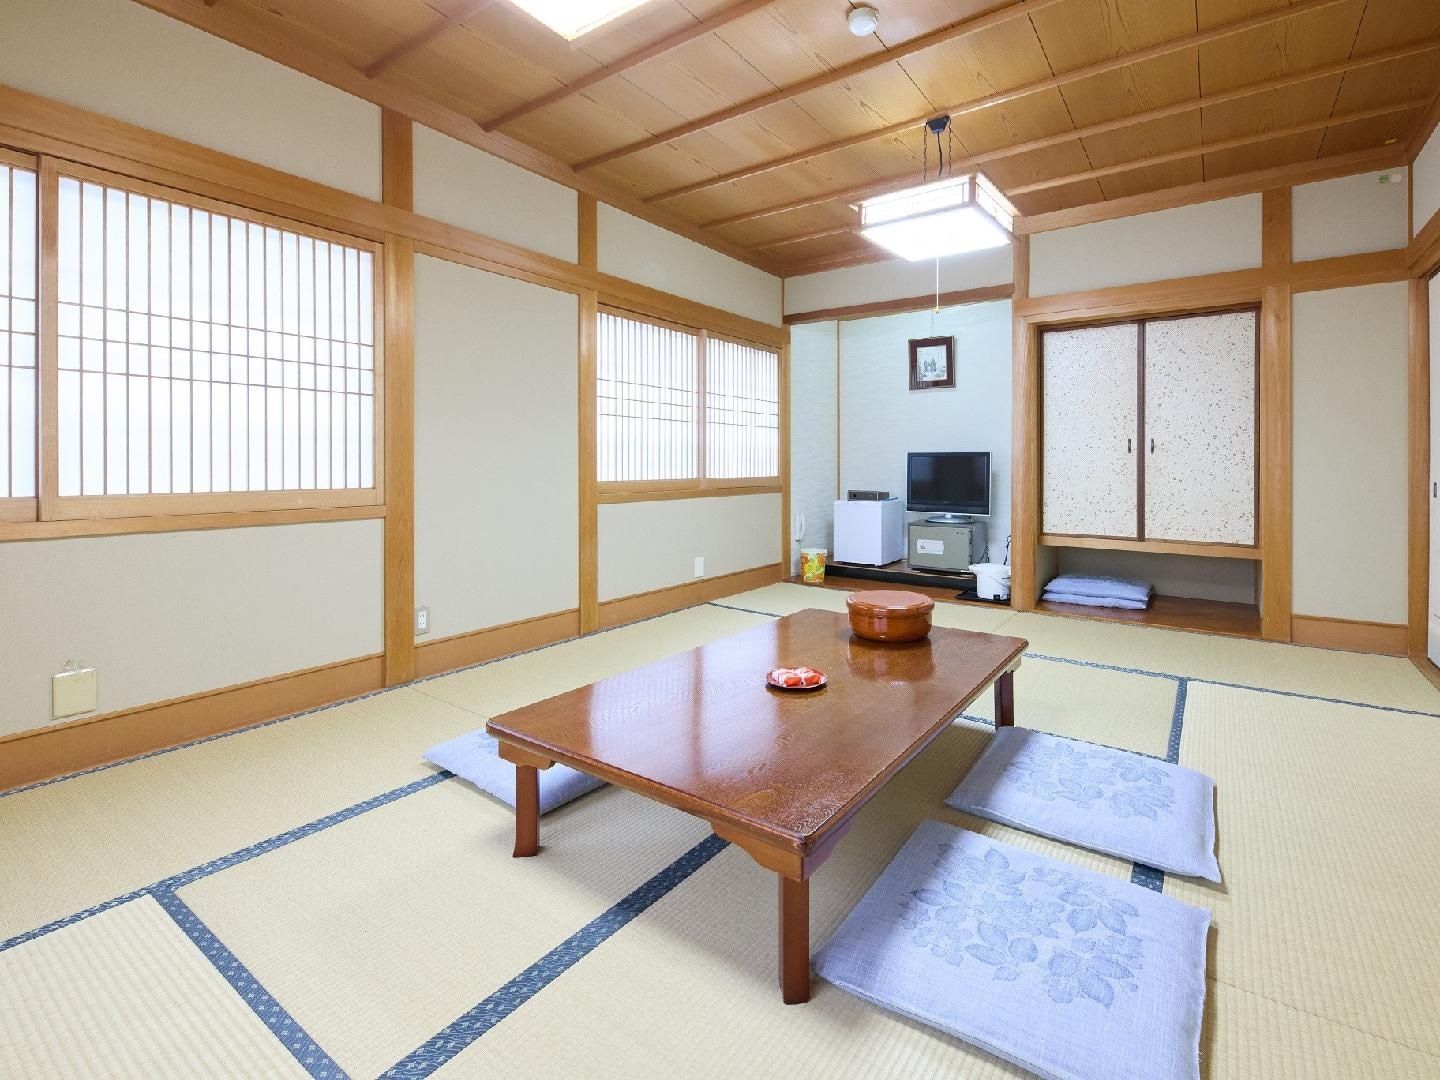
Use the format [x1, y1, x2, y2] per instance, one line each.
[907, 451, 991, 519]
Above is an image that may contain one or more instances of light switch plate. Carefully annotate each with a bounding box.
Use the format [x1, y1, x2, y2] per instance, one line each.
[52, 666, 97, 719]
[693, 556, 705, 579]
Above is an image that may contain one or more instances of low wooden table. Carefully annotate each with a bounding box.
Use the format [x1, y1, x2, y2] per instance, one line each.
[485, 608, 1027, 1004]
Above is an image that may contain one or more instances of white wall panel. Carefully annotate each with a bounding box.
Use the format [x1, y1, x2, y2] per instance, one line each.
[1415, 126, 1440, 237]
[1030, 195, 1262, 296]
[1292, 283, 1408, 625]
[788, 321, 838, 572]
[0, 0, 381, 200]
[783, 248, 1012, 315]
[597, 205, 781, 326]
[1292, 171, 1408, 261]
[414, 125, 578, 262]
[838, 301, 1013, 557]
[0, 521, 382, 737]
[413, 255, 579, 639]
[598, 494, 780, 601]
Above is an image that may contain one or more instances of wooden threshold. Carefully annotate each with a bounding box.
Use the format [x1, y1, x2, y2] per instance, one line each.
[1037, 594, 1262, 639]
[1039, 533, 1261, 560]
[787, 571, 1012, 610]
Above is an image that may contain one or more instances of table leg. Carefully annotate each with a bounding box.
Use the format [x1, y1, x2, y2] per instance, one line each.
[778, 874, 810, 1005]
[514, 765, 539, 858]
[995, 669, 1015, 728]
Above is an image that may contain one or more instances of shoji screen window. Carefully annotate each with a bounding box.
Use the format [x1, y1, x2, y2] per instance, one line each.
[0, 154, 38, 521]
[705, 336, 778, 481]
[597, 309, 699, 485]
[53, 169, 381, 517]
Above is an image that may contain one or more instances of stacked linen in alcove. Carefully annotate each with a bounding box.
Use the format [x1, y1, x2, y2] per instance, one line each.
[1041, 573, 1153, 610]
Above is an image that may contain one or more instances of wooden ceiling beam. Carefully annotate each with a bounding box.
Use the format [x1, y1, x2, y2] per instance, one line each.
[481, 0, 783, 131]
[781, 143, 1408, 274]
[126, 0, 782, 273]
[751, 224, 856, 250]
[1004, 98, 1428, 197]
[704, 37, 1440, 234]
[769, 105, 1419, 270]
[571, 0, 1070, 171]
[364, 0, 498, 79]
[651, 0, 1352, 203]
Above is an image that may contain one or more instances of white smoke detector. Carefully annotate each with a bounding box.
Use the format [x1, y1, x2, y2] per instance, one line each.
[848, 5, 879, 36]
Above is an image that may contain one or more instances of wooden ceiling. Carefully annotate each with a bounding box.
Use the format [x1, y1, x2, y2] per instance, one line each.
[147, 0, 1440, 276]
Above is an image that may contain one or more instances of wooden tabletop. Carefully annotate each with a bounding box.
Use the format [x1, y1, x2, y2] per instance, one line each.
[486, 609, 1027, 858]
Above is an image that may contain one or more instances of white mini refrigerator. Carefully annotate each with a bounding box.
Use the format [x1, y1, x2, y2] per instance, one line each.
[833, 498, 905, 566]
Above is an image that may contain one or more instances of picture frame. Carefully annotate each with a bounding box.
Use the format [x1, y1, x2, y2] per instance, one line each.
[909, 335, 955, 390]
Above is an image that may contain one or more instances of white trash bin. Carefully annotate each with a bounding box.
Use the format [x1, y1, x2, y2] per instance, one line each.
[970, 562, 1011, 601]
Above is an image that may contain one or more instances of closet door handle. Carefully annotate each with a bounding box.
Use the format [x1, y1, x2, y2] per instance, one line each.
[1127, 438, 1132, 453]
[1149, 438, 1155, 454]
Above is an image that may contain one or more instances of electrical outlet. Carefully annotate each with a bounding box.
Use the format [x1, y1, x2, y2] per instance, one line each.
[52, 663, 97, 719]
[693, 556, 705, 579]
[415, 605, 430, 635]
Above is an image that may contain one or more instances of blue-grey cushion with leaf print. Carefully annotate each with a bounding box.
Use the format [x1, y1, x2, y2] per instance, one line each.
[813, 820, 1210, 1080]
[945, 728, 1220, 883]
[424, 729, 605, 815]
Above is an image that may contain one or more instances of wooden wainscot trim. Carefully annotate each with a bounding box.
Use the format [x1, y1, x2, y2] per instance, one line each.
[1290, 615, 1407, 656]
[0, 504, 385, 543]
[413, 609, 582, 679]
[598, 563, 784, 628]
[0, 655, 385, 792]
[783, 283, 1014, 325]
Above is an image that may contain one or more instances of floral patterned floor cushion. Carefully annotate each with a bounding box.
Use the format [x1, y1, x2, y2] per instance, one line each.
[813, 820, 1210, 1080]
[423, 729, 605, 815]
[945, 729, 1220, 883]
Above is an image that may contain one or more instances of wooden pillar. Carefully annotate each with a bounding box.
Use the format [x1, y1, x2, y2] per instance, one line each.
[382, 110, 416, 685]
[578, 289, 600, 633]
[1259, 283, 1292, 642]
[1009, 232, 1038, 610]
[1410, 277, 1431, 659]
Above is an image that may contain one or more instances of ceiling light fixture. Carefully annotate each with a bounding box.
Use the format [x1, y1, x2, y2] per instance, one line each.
[504, 0, 653, 41]
[857, 118, 1017, 261]
[847, 5, 879, 36]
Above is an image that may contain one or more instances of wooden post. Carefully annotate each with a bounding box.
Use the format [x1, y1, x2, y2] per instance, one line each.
[381, 110, 416, 686]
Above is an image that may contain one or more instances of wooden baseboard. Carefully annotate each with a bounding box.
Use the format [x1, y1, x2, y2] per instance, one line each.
[1411, 654, 1440, 693]
[1290, 614, 1407, 656]
[598, 563, 784, 628]
[0, 654, 385, 793]
[413, 609, 581, 678]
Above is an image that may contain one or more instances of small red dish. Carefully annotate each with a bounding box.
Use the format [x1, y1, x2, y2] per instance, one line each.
[766, 666, 827, 691]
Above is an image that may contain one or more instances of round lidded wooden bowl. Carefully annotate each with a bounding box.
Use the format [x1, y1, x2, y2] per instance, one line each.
[845, 590, 935, 643]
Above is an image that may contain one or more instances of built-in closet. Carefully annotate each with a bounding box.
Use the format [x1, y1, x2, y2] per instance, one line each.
[1040, 309, 1259, 549]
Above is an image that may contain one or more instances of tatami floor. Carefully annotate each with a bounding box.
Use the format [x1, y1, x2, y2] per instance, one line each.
[3, 583, 1439, 1079]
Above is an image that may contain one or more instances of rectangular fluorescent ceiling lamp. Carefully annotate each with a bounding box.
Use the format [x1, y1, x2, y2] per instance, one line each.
[504, 0, 652, 39]
[858, 173, 1018, 261]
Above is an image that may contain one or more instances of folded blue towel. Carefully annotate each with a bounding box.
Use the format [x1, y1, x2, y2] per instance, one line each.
[1045, 573, 1152, 604]
[1042, 590, 1149, 610]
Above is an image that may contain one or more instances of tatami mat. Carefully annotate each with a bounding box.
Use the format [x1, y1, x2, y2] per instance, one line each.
[415, 603, 771, 718]
[0, 897, 307, 1080]
[721, 582, 1016, 634]
[5, 585, 1440, 1080]
[435, 721, 1128, 1080]
[997, 610, 1440, 712]
[179, 780, 713, 1079]
[0, 687, 469, 942]
[1167, 683, 1440, 1062]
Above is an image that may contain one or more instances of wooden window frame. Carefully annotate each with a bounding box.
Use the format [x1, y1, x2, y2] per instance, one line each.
[596, 302, 782, 501]
[7, 155, 385, 534]
[0, 147, 40, 525]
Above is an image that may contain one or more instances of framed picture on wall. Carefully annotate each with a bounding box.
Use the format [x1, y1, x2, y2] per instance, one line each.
[909, 335, 955, 390]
